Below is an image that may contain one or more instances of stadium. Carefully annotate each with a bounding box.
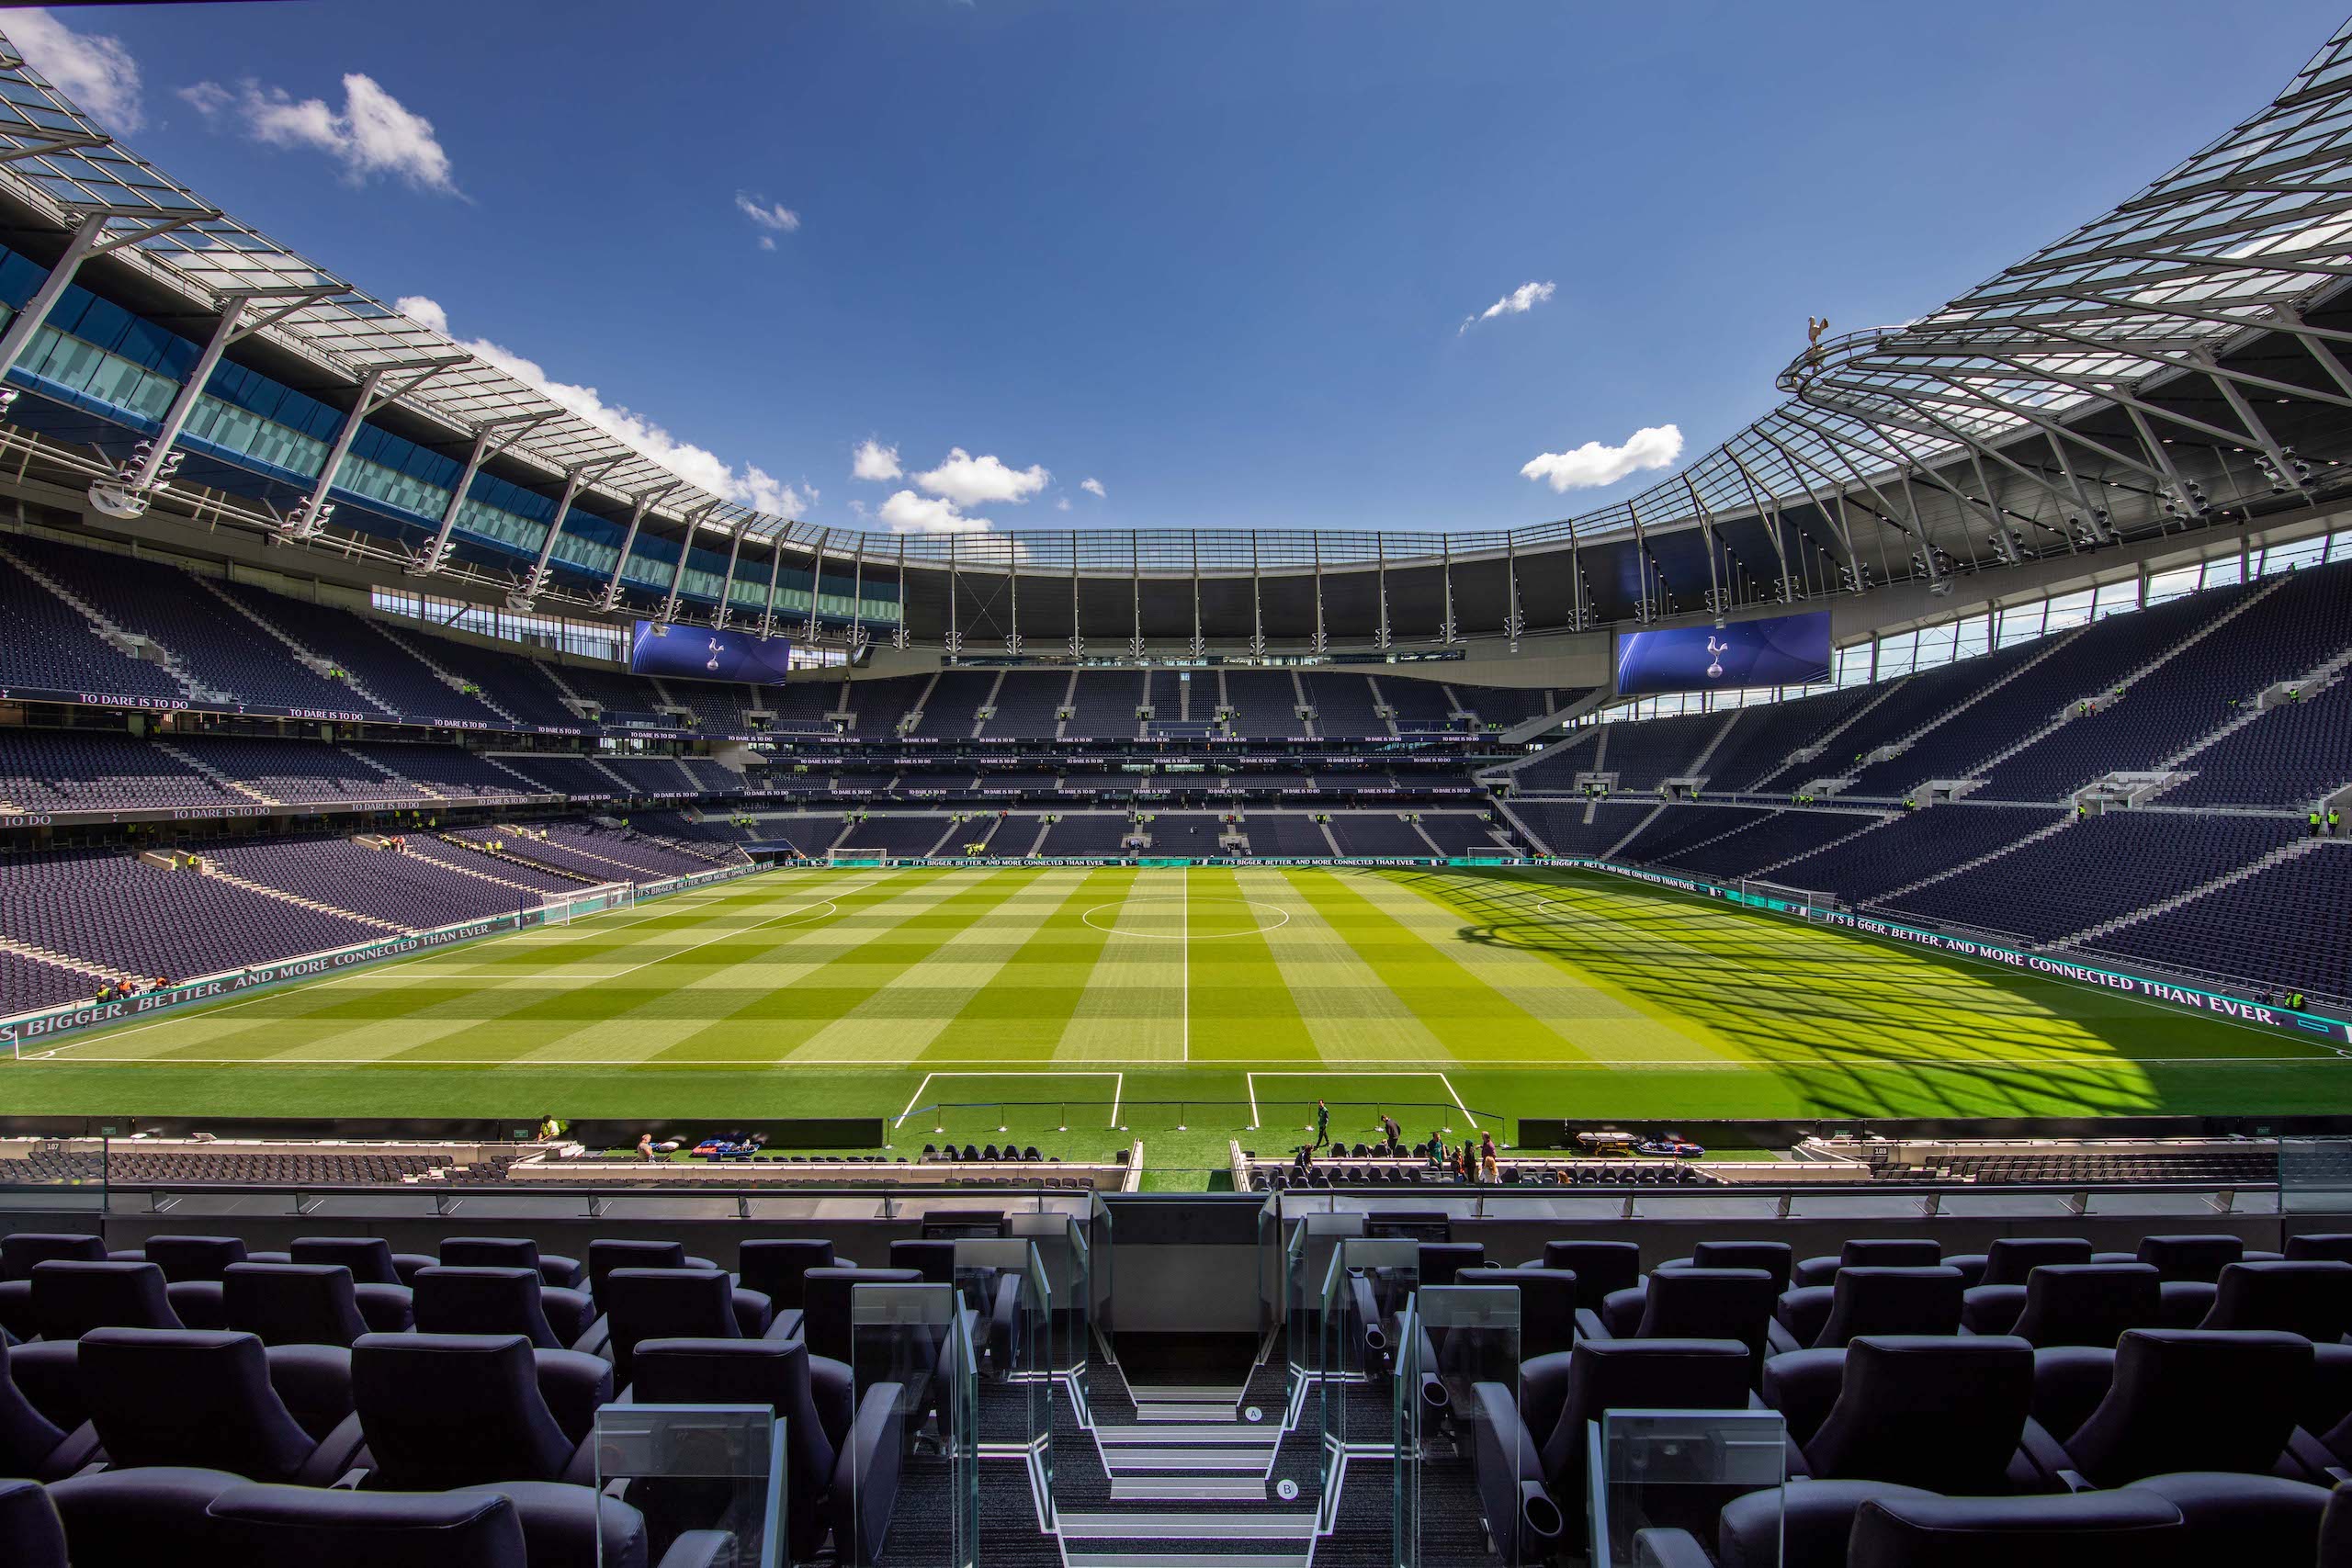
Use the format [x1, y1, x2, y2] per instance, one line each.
[3, 5, 2352, 1566]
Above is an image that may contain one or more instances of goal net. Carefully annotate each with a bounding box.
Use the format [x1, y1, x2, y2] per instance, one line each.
[828, 847, 893, 866]
[1734, 878, 1838, 917]
[534, 881, 636, 926]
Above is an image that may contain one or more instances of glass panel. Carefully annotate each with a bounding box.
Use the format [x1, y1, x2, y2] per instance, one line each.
[846, 1281, 977, 1567]
[1394, 1283, 1550, 1566]
[2279, 1137, 2352, 1214]
[1393, 1295, 1424, 1568]
[1591, 1410, 1786, 1568]
[1320, 1237, 1418, 1521]
[1287, 1212, 1367, 1402]
[594, 1403, 783, 1568]
[953, 1237, 1052, 1528]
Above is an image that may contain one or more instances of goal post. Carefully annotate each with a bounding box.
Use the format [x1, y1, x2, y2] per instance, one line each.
[827, 847, 893, 867]
[1734, 877, 1838, 917]
[534, 881, 636, 925]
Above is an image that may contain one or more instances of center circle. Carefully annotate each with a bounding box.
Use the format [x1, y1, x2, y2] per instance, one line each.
[1081, 897, 1292, 939]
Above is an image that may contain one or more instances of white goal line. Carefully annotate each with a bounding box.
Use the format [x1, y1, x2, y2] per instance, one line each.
[893, 1069, 1127, 1129]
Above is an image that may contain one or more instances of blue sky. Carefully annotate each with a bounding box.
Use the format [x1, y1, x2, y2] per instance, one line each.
[8, 0, 2347, 536]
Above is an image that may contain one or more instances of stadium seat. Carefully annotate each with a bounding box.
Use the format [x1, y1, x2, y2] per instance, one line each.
[1522, 1240, 1642, 1307]
[7, 1261, 183, 1428]
[0, 1235, 107, 1340]
[1996, 1262, 2163, 1348]
[1768, 1267, 1966, 1355]
[584, 1240, 723, 1303]
[1657, 1240, 1795, 1292]
[1518, 1337, 1752, 1538]
[629, 1337, 852, 1562]
[1417, 1242, 1485, 1284]
[2028, 1328, 2312, 1486]
[2290, 1235, 2352, 1264]
[1583, 1268, 1778, 1381]
[350, 1332, 609, 1489]
[0, 1479, 65, 1568]
[440, 1235, 586, 1292]
[413, 1265, 595, 1350]
[45, 1468, 250, 1568]
[2196, 1258, 2352, 1339]
[799, 1267, 925, 1366]
[888, 1239, 958, 1285]
[1845, 1490, 2189, 1567]
[737, 1238, 842, 1315]
[223, 1261, 373, 1348]
[288, 1238, 422, 1332]
[598, 1269, 786, 1383]
[77, 1327, 366, 1483]
[0, 1337, 99, 1482]
[202, 1483, 530, 1567]
[1466, 1379, 1566, 1566]
[1792, 1239, 1941, 1289]
[1765, 1336, 2036, 1493]
[1460, 1267, 1577, 1361]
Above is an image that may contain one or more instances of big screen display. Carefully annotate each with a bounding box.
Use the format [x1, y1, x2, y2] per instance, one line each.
[1613, 610, 1832, 696]
[628, 620, 797, 686]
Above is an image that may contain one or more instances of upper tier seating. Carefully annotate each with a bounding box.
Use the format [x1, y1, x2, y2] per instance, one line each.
[213, 583, 507, 728]
[841, 675, 929, 739]
[169, 736, 425, 807]
[2165, 680, 2352, 807]
[3, 535, 385, 716]
[1703, 685, 1884, 793]
[1223, 670, 1304, 739]
[0, 551, 185, 702]
[488, 754, 625, 796]
[546, 661, 671, 729]
[380, 631, 588, 731]
[1302, 672, 1385, 738]
[1983, 561, 2352, 800]
[1843, 586, 2250, 796]
[1453, 684, 1554, 728]
[1660, 807, 1886, 880]
[1326, 814, 1432, 857]
[1416, 812, 1512, 857]
[1603, 710, 1732, 792]
[1611, 804, 1779, 865]
[1381, 676, 1459, 731]
[1806, 637, 2057, 788]
[980, 671, 1069, 739]
[1065, 671, 1145, 740]
[1508, 801, 1660, 858]
[1242, 814, 1335, 858]
[345, 744, 537, 798]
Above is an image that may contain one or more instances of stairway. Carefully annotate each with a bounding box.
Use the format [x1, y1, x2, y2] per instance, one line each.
[153, 739, 278, 806]
[0, 933, 142, 987]
[1946, 578, 2290, 787]
[1750, 811, 1896, 878]
[973, 671, 1006, 739]
[196, 578, 395, 716]
[438, 832, 596, 885]
[1749, 679, 1908, 791]
[1871, 812, 2074, 902]
[1601, 802, 1666, 859]
[190, 858, 409, 934]
[0, 541, 217, 702]
[1679, 707, 1743, 784]
[374, 624, 526, 726]
[340, 747, 444, 801]
[2049, 836, 2335, 951]
[1365, 676, 1404, 739]
[1858, 626, 2088, 790]
[398, 840, 548, 895]
[1055, 670, 1079, 741]
[2161, 643, 2352, 774]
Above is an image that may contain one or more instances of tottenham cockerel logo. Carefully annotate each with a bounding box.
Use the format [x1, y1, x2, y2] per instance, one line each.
[706, 638, 725, 671]
[1706, 636, 1727, 680]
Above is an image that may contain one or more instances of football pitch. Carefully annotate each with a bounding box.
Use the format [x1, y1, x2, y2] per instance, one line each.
[9, 863, 2348, 1179]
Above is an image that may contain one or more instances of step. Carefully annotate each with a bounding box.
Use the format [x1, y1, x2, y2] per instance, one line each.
[1065, 1554, 1310, 1568]
[1057, 1512, 1317, 1540]
[1108, 1477, 1272, 1502]
[1136, 1404, 1245, 1422]
[1103, 1449, 1276, 1472]
[1126, 1385, 1250, 1404]
[1097, 1427, 1278, 1448]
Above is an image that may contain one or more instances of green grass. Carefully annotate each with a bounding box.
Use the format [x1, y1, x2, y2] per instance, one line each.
[10, 863, 2348, 1188]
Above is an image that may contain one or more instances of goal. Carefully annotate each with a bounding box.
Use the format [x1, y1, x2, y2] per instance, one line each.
[827, 847, 894, 867]
[533, 881, 636, 925]
[1733, 877, 1838, 918]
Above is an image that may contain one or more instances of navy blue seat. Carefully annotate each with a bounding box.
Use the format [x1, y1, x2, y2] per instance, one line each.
[599, 1268, 786, 1384]
[1521, 1337, 1752, 1537]
[1792, 1240, 1939, 1290]
[352, 1332, 606, 1489]
[223, 1261, 372, 1348]
[440, 1235, 585, 1291]
[586, 1240, 721, 1303]
[800, 1267, 925, 1366]
[2031, 1328, 2312, 1487]
[0, 1336, 98, 1481]
[287, 1239, 417, 1333]
[1769, 1267, 1965, 1355]
[1948, 1237, 2095, 1294]
[132, 1235, 250, 1330]
[0, 1479, 66, 1568]
[1845, 1490, 2188, 1568]
[10, 1261, 184, 1430]
[630, 1337, 854, 1562]
[2198, 1259, 2352, 1339]
[46, 1467, 248, 1568]
[737, 1238, 840, 1315]
[0, 1234, 106, 1341]
[78, 1327, 366, 1484]
[413, 1265, 594, 1350]
[204, 1483, 529, 1568]
[2003, 1263, 2161, 1348]
[1524, 1239, 1640, 1307]
[1584, 1268, 1778, 1381]
[1768, 1336, 2036, 1495]
[1463, 1267, 1577, 1361]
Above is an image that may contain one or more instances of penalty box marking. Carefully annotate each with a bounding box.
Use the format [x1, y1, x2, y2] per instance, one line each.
[895, 1069, 1127, 1129]
[1243, 1069, 1471, 1131]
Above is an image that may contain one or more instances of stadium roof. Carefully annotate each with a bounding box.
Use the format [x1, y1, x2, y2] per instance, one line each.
[0, 19, 2348, 624]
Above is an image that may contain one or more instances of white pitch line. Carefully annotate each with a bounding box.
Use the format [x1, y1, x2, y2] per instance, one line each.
[894, 1069, 1128, 1128]
[569, 883, 875, 981]
[33, 1054, 2348, 1070]
[1181, 866, 1190, 1064]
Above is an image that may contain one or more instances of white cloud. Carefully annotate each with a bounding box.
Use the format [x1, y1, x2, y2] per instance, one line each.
[1521, 423, 1683, 492]
[851, 438, 901, 482]
[181, 73, 458, 194]
[1055, 497, 1070, 511]
[914, 447, 1049, 507]
[1459, 279, 1555, 334]
[1080, 476, 1106, 498]
[879, 490, 993, 534]
[12, 9, 143, 132]
[735, 192, 800, 249]
[395, 294, 810, 517]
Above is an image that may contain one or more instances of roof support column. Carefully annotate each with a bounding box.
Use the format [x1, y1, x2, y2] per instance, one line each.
[288, 356, 462, 543]
[514, 456, 617, 606]
[849, 540, 868, 652]
[1005, 538, 1023, 657]
[659, 502, 717, 622]
[804, 530, 830, 641]
[710, 516, 750, 628]
[1248, 533, 1265, 659]
[891, 536, 910, 650]
[1624, 502, 1652, 622]
[1069, 534, 1084, 658]
[598, 483, 677, 613]
[0, 213, 104, 417]
[945, 535, 962, 657]
[1374, 535, 1391, 650]
[1127, 534, 1144, 660]
[405, 411, 549, 576]
[1439, 536, 1457, 644]
[1187, 536, 1204, 660]
[1310, 534, 1326, 655]
[758, 536, 785, 639]
[1504, 536, 1523, 651]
